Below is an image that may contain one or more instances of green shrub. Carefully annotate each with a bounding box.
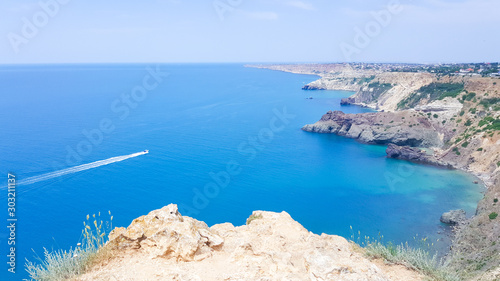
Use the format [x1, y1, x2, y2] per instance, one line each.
[494, 198, 498, 203]
[477, 148, 483, 151]
[433, 114, 439, 118]
[462, 92, 476, 101]
[464, 120, 472, 126]
[485, 119, 500, 131]
[461, 141, 469, 148]
[478, 117, 494, 127]
[489, 212, 498, 220]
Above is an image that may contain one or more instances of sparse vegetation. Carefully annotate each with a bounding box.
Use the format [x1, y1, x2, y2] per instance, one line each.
[25, 212, 113, 281]
[479, 97, 500, 109]
[246, 213, 263, 225]
[361, 239, 460, 281]
[398, 83, 465, 109]
[397, 83, 463, 109]
[478, 116, 500, 132]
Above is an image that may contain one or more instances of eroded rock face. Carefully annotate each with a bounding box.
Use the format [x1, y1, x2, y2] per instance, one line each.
[107, 204, 223, 261]
[302, 110, 442, 148]
[78, 204, 424, 281]
[386, 143, 453, 168]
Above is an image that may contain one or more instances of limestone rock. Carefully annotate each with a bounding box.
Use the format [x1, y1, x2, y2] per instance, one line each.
[107, 204, 223, 261]
[77, 205, 424, 281]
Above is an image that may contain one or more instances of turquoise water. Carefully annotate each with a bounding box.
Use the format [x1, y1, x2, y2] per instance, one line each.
[0, 64, 482, 280]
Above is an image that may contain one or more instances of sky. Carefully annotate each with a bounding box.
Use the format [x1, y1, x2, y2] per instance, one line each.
[0, 0, 499, 64]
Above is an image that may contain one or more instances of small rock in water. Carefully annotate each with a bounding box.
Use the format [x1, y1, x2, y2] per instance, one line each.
[440, 209, 466, 225]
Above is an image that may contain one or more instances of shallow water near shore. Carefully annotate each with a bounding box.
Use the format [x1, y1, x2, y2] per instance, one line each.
[0, 64, 483, 279]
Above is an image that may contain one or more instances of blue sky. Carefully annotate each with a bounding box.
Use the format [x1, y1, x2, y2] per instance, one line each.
[1, 0, 499, 64]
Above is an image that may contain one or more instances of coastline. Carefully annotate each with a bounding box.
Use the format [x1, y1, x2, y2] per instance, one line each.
[246, 63, 500, 279]
[246, 63, 498, 188]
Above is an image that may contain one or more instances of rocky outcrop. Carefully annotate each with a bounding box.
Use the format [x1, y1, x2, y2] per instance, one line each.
[386, 144, 453, 168]
[106, 204, 223, 262]
[302, 110, 442, 147]
[78, 204, 424, 281]
[440, 209, 467, 225]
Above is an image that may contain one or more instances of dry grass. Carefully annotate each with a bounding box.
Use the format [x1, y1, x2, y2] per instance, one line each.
[350, 227, 461, 281]
[25, 212, 113, 281]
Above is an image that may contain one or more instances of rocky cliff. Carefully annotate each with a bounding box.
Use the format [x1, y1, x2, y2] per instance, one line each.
[250, 64, 500, 280]
[76, 204, 423, 281]
[302, 110, 443, 147]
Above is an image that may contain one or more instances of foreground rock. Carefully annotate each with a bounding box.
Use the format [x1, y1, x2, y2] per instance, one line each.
[302, 110, 442, 147]
[440, 209, 467, 225]
[386, 144, 453, 168]
[77, 204, 424, 281]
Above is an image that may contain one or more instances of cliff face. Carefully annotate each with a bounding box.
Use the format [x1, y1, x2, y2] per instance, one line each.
[250, 64, 500, 279]
[77, 204, 423, 281]
[302, 110, 443, 147]
[339, 72, 436, 112]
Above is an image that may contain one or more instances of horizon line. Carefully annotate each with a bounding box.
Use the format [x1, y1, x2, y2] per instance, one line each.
[0, 61, 499, 66]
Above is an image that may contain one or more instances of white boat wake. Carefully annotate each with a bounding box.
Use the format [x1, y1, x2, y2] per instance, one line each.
[15, 151, 149, 187]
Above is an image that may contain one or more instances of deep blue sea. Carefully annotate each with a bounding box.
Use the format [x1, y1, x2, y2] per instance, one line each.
[0, 64, 483, 280]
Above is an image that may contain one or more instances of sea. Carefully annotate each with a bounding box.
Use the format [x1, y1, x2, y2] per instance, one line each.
[0, 64, 483, 280]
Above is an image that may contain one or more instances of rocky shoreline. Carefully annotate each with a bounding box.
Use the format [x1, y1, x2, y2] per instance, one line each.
[249, 63, 500, 280]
